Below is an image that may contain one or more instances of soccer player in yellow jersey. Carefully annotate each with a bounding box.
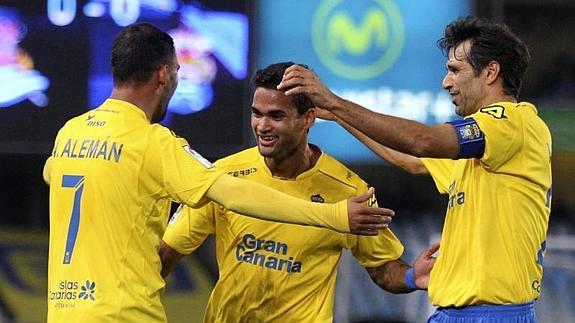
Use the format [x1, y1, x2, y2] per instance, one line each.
[42, 24, 395, 323]
[278, 17, 552, 322]
[160, 62, 439, 323]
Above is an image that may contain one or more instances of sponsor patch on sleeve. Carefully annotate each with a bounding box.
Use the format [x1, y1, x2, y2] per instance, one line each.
[168, 205, 183, 226]
[182, 145, 214, 168]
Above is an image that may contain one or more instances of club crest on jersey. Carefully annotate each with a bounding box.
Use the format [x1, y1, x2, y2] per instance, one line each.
[310, 194, 325, 203]
[182, 145, 213, 168]
[480, 105, 507, 119]
[458, 122, 482, 141]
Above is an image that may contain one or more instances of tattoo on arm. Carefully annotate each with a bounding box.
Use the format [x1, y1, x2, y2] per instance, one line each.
[366, 259, 411, 294]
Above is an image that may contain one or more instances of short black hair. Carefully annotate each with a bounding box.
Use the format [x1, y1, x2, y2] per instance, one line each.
[111, 23, 175, 86]
[438, 16, 530, 98]
[253, 62, 314, 115]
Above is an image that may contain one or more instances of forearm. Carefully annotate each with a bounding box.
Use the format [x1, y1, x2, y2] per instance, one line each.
[366, 259, 413, 293]
[329, 97, 458, 158]
[159, 241, 185, 278]
[336, 118, 429, 175]
[205, 175, 349, 232]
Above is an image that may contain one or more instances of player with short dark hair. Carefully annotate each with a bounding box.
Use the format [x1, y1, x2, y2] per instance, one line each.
[438, 16, 530, 99]
[278, 16, 552, 322]
[160, 61, 438, 322]
[43, 24, 393, 322]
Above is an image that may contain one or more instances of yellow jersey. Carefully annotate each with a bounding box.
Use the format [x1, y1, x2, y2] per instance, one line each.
[423, 102, 552, 307]
[163, 147, 404, 323]
[44, 99, 223, 322]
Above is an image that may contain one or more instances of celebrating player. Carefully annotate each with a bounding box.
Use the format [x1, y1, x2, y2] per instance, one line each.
[278, 16, 552, 322]
[160, 62, 438, 322]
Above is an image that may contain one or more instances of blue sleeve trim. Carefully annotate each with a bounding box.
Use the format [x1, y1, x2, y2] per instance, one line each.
[447, 118, 485, 159]
[404, 267, 417, 291]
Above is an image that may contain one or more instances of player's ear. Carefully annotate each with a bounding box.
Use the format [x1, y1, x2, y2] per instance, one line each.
[157, 64, 169, 86]
[305, 108, 316, 129]
[484, 60, 500, 85]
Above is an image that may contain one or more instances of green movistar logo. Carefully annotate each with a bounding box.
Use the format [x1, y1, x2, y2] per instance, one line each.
[312, 0, 404, 80]
[328, 9, 389, 55]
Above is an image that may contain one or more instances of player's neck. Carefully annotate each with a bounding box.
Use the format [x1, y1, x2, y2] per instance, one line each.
[110, 84, 160, 122]
[266, 144, 320, 180]
[482, 84, 517, 107]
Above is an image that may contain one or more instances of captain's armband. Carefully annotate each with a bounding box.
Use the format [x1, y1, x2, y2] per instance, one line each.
[447, 118, 485, 159]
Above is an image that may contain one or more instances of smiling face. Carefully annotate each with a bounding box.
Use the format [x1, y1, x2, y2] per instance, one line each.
[251, 87, 313, 162]
[442, 39, 486, 117]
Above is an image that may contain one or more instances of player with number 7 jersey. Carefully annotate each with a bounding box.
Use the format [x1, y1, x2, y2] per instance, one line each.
[44, 98, 228, 322]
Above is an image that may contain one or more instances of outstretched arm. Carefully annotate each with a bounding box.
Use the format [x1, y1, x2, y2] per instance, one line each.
[278, 65, 460, 159]
[205, 175, 394, 236]
[317, 108, 428, 175]
[366, 242, 439, 293]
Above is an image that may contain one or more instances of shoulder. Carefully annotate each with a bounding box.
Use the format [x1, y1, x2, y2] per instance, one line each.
[148, 125, 189, 144]
[150, 124, 179, 137]
[316, 153, 367, 191]
[60, 110, 93, 128]
[55, 112, 92, 138]
[471, 101, 536, 123]
[214, 147, 261, 173]
[470, 101, 549, 134]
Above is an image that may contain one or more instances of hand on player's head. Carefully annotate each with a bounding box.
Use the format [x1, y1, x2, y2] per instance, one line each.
[277, 64, 340, 111]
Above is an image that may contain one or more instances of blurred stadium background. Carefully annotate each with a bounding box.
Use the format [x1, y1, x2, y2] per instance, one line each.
[0, 0, 573, 322]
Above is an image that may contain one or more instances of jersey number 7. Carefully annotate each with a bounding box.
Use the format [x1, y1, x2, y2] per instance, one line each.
[61, 175, 85, 264]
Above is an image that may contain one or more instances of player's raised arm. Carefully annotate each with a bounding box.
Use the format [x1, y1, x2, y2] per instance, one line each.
[205, 174, 393, 236]
[278, 64, 459, 159]
[316, 107, 429, 175]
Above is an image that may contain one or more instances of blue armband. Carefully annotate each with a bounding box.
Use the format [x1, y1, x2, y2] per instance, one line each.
[405, 267, 417, 290]
[447, 118, 485, 159]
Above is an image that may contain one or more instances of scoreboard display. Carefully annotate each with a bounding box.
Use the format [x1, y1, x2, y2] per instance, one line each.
[0, 0, 252, 157]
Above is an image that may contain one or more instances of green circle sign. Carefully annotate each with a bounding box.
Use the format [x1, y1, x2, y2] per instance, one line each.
[312, 0, 405, 80]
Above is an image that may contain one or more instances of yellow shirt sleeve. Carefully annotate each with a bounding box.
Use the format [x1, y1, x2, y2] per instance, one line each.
[43, 156, 53, 186]
[342, 183, 404, 267]
[148, 126, 225, 207]
[420, 158, 455, 194]
[350, 230, 404, 268]
[206, 174, 350, 233]
[471, 106, 522, 171]
[162, 203, 215, 255]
